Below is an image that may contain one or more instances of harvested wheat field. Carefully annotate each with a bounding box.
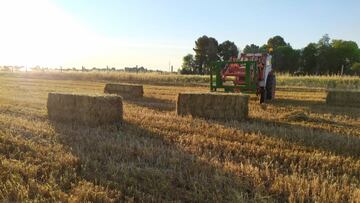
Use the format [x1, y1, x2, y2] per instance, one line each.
[1, 72, 360, 202]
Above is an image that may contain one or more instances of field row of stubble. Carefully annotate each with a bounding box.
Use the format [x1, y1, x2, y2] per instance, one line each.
[0, 74, 360, 202]
[1, 71, 360, 89]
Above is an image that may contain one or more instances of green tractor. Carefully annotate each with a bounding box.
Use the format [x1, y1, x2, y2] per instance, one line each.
[210, 53, 276, 103]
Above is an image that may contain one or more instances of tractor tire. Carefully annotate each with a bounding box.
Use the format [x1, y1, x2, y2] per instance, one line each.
[266, 73, 276, 100]
[260, 87, 266, 104]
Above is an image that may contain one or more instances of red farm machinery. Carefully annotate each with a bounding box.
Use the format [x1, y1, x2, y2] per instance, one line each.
[210, 53, 276, 103]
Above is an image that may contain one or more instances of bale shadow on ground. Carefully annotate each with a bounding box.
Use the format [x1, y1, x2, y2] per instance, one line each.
[49, 120, 265, 202]
[125, 96, 176, 112]
[214, 116, 360, 158]
[270, 98, 360, 118]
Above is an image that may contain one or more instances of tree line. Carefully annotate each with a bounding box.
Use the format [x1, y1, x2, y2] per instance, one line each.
[181, 34, 360, 75]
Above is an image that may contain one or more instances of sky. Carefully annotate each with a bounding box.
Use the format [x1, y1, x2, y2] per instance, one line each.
[0, 0, 359, 71]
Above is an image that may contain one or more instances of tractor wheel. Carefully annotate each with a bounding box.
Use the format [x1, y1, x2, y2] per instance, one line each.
[266, 73, 276, 100]
[260, 87, 266, 104]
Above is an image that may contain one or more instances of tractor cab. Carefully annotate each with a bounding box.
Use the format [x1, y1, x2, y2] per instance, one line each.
[210, 53, 276, 103]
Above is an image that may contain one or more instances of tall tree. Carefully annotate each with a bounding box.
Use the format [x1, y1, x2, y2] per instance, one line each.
[180, 54, 195, 74]
[311, 34, 334, 74]
[301, 43, 317, 74]
[219, 40, 238, 61]
[207, 37, 219, 63]
[316, 46, 337, 74]
[318, 34, 331, 48]
[180, 34, 360, 75]
[314, 35, 353, 74]
[267, 36, 287, 49]
[351, 62, 360, 75]
[266, 35, 299, 73]
[331, 40, 360, 74]
[272, 45, 300, 73]
[243, 44, 260, 54]
[259, 44, 269, 53]
[193, 35, 219, 74]
[193, 35, 208, 74]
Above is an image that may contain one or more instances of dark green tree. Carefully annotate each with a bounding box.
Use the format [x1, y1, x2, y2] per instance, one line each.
[218, 40, 238, 61]
[315, 34, 334, 74]
[207, 37, 219, 63]
[266, 35, 299, 73]
[180, 54, 195, 74]
[301, 43, 317, 74]
[180, 34, 360, 75]
[267, 36, 287, 49]
[193, 35, 209, 74]
[318, 34, 331, 47]
[259, 44, 269, 53]
[193, 35, 219, 74]
[243, 44, 260, 54]
[272, 45, 300, 73]
[351, 62, 360, 75]
[313, 35, 359, 74]
[316, 46, 337, 74]
[331, 40, 360, 74]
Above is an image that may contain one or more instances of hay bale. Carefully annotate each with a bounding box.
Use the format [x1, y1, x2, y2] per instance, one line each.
[47, 93, 122, 126]
[177, 92, 249, 120]
[104, 83, 143, 98]
[326, 89, 360, 107]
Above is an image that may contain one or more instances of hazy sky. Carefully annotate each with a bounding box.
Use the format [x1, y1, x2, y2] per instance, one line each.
[0, 0, 359, 70]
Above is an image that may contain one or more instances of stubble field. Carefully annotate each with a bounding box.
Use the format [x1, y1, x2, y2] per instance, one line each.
[0, 72, 360, 202]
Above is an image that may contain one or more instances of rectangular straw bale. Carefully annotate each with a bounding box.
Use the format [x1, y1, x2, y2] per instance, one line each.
[104, 83, 143, 98]
[177, 92, 249, 120]
[326, 89, 360, 107]
[47, 92, 122, 126]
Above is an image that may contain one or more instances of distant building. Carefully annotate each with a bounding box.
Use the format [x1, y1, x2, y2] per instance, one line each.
[124, 66, 147, 73]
